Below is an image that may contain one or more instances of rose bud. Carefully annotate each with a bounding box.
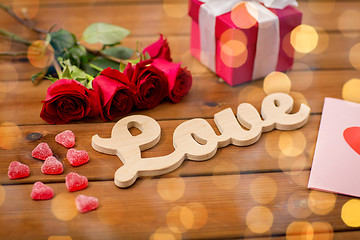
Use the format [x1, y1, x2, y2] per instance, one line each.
[142, 34, 172, 62]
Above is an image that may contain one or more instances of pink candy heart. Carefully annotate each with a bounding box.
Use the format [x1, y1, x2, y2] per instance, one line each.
[8, 161, 30, 180]
[67, 148, 89, 166]
[75, 195, 99, 213]
[41, 156, 64, 175]
[31, 182, 54, 200]
[65, 172, 88, 192]
[55, 130, 75, 148]
[32, 142, 53, 160]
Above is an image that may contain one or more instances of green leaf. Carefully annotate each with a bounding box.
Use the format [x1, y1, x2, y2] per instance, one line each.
[127, 59, 141, 65]
[89, 57, 120, 71]
[102, 46, 133, 60]
[45, 33, 51, 44]
[31, 69, 46, 83]
[82, 22, 130, 45]
[119, 61, 126, 72]
[50, 29, 76, 55]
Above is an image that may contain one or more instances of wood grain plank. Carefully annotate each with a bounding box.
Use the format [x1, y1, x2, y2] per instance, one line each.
[0, 171, 357, 239]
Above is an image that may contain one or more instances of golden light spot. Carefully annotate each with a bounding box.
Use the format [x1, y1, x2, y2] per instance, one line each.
[265, 132, 281, 159]
[12, 0, 39, 19]
[48, 236, 72, 240]
[287, 192, 312, 219]
[157, 177, 185, 202]
[342, 78, 360, 103]
[231, 2, 258, 29]
[288, 66, 313, 91]
[149, 227, 181, 240]
[338, 10, 360, 38]
[51, 193, 77, 221]
[308, 0, 335, 14]
[220, 40, 248, 68]
[163, 1, 187, 18]
[286, 221, 314, 240]
[0, 185, 5, 206]
[282, 32, 296, 58]
[308, 190, 336, 216]
[212, 163, 240, 190]
[167, 206, 190, 233]
[27, 40, 54, 69]
[0, 63, 19, 93]
[278, 154, 307, 174]
[263, 71, 291, 95]
[184, 202, 208, 230]
[311, 222, 334, 240]
[238, 86, 265, 111]
[311, 27, 330, 55]
[342, 199, 360, 227]
[290, 25, 319, 53]
[290, 171, 310, 188]
[96, 197, 122, 226]
[246, 206, 273, 234]
[278, 131, 306, 157]
[220, 28, 248, 46]
[250, 176, 277, 204]
[349, 43, 360, 70]
[0, 122, 22, 150]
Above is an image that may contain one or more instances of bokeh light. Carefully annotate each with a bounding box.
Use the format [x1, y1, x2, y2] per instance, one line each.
[250, 176, 277, 204]
[290, 25, 319, 53]
[0, 122, 22, 150]
[265, 132, 281, 159]
[238, 86, 266, 110]
[0, 185, 5, 206]
[157, 177, 185, 202]
[27, 40, 55, 69]
[342, 78, 360, 103]
[149, 227, 181, 240]
[263, 71, 291, 95]
[349, 43, 360, 70]
[287, 191, 312, 219]
[246, 206, 273, 234]
[341, 199, 360, 227]
[12, 0, 39, 19]
[308, 0, 335, 14]
[311, 222, 334, 240]
[231, 2, 258, 29]
[51, 193, 77, 221]
[278, 131, 306, 158]
[219, 28, 248, 68]
[48, 236, 72, 240]
[0, 63, 19, 93]
[288, 65, 313, 91]
[163, 0, 187, 18]
[278, 154, 307, 174]
[286, 221, 313, 240]
[338, 10, 360, 38]
[96, 197, 122, 226]
[212, 163, 240, 190]
[308, 190, 336, 216]
[167, 205, 191, 234]
[184, 202, 208, 230]
[311, 27, 330, 55]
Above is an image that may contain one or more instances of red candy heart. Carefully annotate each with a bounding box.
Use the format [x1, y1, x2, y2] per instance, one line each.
[344, 127, 360, 155]
[31, 182, 54, 200]
[8, 161, 30, 179]
[41, 156, 64, 175]
[32, 142, 53, 160]
[65, 172, 88, 192]
[75, 195, 99, 213]
[67, 148, 89, 166]
[55, 130, 75, 148]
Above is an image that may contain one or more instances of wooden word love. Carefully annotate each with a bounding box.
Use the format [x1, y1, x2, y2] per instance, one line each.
[92, 93, 310, 188]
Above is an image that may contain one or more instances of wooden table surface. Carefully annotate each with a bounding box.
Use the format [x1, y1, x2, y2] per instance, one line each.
[1, 0, 360, 239]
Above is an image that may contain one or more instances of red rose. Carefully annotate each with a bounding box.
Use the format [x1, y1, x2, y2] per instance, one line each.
[142, 34, 172, 62]
[40, 79, 96, 124]
[152, 59, 192, 103]
[92, 67, 135, 121]
[124, 59, 169, 109]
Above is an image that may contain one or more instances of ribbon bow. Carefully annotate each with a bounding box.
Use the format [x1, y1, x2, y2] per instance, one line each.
[198, 0, 298, 81]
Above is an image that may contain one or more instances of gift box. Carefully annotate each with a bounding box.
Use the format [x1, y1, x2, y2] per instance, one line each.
[188, 0, 302, 86]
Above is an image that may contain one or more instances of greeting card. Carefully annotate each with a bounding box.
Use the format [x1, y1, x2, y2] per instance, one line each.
[308, 98, 360, 197]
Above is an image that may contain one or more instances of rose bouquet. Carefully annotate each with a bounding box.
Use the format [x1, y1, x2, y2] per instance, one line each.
[0, 3, 192, 124]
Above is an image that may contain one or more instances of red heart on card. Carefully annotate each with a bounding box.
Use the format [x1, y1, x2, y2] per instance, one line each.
[344, 127, 360, 155]
[75, 195, 99, 213]
[65, 172, 88, 192]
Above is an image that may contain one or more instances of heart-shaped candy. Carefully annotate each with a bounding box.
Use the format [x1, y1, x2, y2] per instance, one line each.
[65, 172, 88, 192]
[32, 142, 53, 160]
[67, 148, 89, 166]
[344, 127, 360, 155]
[8, 161, 30, 179]
[41, 156, 64, 175]
[75, 195, 99, 213]
[31, 182, 54, 200]
[55, 130, 75, 148]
